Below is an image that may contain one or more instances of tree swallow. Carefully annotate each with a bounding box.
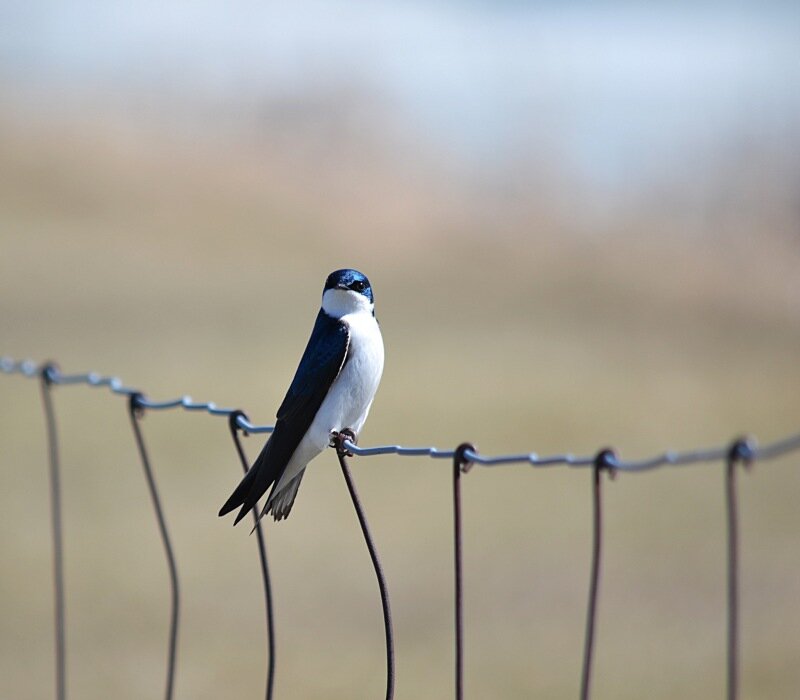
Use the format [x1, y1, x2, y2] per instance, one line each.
[219, 269, 384, 524]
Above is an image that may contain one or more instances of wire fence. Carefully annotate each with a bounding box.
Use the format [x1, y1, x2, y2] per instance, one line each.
[3, 356, 800, 700]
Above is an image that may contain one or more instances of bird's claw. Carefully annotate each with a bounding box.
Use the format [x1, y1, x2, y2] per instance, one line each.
[331, 429, 357, 457]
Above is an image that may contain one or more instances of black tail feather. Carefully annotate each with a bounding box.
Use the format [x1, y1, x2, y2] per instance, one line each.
[219, 441, 278, 525]
[218, 463, 258, 516]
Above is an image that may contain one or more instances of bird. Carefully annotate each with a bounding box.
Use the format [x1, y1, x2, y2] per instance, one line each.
[219, 269, 384, 524]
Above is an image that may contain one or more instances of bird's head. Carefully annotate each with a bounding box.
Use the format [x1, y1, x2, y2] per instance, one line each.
[322, 269, 375, 317]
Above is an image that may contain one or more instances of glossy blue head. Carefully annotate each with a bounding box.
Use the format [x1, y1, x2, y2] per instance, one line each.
[322, 269, 375, 317]
[324, 269, 374, 303]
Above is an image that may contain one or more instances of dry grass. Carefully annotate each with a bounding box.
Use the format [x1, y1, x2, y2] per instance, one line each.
[1, 107, 799, 699]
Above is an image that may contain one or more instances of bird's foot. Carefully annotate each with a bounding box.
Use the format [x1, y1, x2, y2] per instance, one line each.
[330, 429, 357, 457]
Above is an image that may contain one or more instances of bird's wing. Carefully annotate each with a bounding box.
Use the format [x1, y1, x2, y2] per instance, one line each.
[219, 310, 350, 523]
[275, 309, 350, 424]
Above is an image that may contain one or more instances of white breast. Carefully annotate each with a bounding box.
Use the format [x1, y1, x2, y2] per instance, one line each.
[272, 309, 384, 494]
[310, 310, 384, 446]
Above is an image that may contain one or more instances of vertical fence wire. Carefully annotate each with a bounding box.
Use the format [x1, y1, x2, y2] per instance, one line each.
[725, 454, 738, 700]
[333, 433, 395, 700]
[579, 450, 614, 700]
[228, 412, 276, 700]
[40, 364, 66, 700]
[128, 394, 180, 700]
[452, 444, 474, 700]
[725, 439, 751, 700]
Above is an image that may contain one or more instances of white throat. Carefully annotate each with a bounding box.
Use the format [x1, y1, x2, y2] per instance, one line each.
[322, 288, 374, 318]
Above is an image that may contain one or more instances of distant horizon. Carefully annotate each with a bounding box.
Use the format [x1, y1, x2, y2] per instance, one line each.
[2, 1, 798, 191]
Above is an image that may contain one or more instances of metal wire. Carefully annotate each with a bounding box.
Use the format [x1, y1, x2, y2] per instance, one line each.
[3, 358, 798, 471]
[39, 364, 66, 700]
[725, 440, 751, 700]
[128, 395, 180, 700]
[333, 434, 395, 700]
[452, 444, 474, 700]
[228, 412, 276, 700]
[579, 451, 615, 700]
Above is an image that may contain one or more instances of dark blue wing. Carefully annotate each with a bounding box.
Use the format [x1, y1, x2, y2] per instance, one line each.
[219, 310, 349, 523]
[275, 310, 350, 423]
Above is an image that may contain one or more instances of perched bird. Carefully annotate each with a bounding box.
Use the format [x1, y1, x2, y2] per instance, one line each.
[219, 269, 384, 524]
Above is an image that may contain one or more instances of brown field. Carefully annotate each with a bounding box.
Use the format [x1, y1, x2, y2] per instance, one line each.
[1, 105, 799, 699]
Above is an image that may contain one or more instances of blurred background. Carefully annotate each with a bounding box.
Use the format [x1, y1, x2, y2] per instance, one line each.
[1, 1, 799, 698]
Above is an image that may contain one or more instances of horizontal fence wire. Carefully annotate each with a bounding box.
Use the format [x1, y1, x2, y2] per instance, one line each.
[4, 357, 799, 471]
[4, 355, 800, 700]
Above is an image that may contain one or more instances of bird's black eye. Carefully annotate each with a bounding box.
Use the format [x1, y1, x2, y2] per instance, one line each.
[350, 280, 367, 292]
